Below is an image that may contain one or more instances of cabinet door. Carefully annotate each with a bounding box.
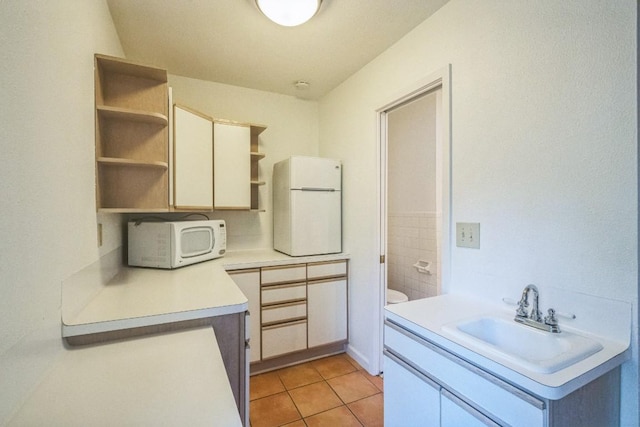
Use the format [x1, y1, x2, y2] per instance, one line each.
[307, 278, 347, 347]
[261, 320, 307, 359]
[441, 389, 501, 427]
[173, 106, 213, 209]
[383, 352, 440, 426]
[213, 123, 250, 209]
[229, 269, 261, 362]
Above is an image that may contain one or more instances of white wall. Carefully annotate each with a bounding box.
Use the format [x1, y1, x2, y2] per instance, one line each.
[319, 1, 638, 424]
[0, 1, 124, 423]
[168, 75, 319, 250]
[388, 93, 437, 213]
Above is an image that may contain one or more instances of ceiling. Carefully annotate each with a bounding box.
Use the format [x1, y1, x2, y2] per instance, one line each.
[106, 0, 449, 100]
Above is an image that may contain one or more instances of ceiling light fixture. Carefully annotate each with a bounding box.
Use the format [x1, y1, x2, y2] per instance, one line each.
[255, 0, 322, 27]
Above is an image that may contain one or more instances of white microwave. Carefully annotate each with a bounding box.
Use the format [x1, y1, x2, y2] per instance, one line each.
[128, 220, 226, 269]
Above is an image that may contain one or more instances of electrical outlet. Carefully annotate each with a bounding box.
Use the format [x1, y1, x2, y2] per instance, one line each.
[456, 222, 480, 249]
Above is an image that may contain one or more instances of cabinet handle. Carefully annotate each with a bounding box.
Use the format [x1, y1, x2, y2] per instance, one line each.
[262, 300, 306, 310]
[383, 348, 440, 390]
[262, 319, 306, 331]
[261, 282, 306, 290]
[307, 277, 346, 285]
[441, 389, 503, 427]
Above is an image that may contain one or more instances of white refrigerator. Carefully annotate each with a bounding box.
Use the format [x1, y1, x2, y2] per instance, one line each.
[273, 156, 342, 256]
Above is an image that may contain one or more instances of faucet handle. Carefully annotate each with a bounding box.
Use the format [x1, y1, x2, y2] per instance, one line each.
[544, 308, 558, 326]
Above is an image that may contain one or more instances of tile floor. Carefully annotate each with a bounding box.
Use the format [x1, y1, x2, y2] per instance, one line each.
[249, 353, 384, 427]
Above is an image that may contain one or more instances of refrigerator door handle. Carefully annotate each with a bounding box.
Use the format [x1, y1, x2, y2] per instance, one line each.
[299, 187, 336, 192]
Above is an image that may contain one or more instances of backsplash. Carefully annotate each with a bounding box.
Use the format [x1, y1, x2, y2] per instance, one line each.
[387, 211, 440, 300]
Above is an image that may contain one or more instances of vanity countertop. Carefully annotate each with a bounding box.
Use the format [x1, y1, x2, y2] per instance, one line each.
[62, 248, 349, 337]
[385, 293, 631, 400]
[9, 327, 241, 427]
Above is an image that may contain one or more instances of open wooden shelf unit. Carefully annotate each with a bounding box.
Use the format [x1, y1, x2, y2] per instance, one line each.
[94, 54, 169, 212]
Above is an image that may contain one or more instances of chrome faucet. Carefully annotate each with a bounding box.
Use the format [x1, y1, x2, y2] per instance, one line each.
[514, 284, 561, 333]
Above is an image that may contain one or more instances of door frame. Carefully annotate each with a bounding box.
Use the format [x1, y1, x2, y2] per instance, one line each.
[375, 65, 452, 373]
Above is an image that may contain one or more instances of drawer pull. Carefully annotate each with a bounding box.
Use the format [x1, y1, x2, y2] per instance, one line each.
[262, 300, 306, 309]
[262, 319, 307, 331]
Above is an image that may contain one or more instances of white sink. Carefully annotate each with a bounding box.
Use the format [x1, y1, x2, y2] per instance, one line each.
[442, 316, 603, 374]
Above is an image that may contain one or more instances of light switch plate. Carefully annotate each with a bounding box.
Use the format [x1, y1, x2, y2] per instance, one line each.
[456, 222, 480, 249]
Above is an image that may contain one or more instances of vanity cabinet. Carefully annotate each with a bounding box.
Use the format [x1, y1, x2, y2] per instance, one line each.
[94, 54, 169, 212]
[384, 319, 620, 427]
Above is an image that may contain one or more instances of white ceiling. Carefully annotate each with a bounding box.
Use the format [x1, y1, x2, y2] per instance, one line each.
[106, 0, 449, 100]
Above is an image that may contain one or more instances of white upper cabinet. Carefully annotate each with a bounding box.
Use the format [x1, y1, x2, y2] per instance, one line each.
[213, 122, 251, 210]
[172, 103, 266, 212]
[173, 105, 213, 209]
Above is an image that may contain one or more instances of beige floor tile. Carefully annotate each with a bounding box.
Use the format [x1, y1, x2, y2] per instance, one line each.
[304, 406, 363, 427]
[362, 372, 384, 392]
[348, 393, 384, 427]
[250, 371, 286, 400]
[344, 354, 365, 371]
[249, 392, 301, 427]
[277, 362, 324, 389]
[289, 381, 343, 417]
[312, 354, 358, 379]
[282, 420, 307, 427]
[328, 371, 380, 404]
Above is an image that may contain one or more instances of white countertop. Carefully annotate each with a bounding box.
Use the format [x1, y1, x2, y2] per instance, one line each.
[385, 293, 631, 400]
[8, 327, 242, 427]
[62, 248, 349, 337]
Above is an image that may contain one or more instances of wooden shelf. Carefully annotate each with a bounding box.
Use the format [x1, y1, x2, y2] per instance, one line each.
[95, 54, 167, 82]
[97, 157, 169, 169]
[97, 105, 168, 125]
[250, 125, 266, 211]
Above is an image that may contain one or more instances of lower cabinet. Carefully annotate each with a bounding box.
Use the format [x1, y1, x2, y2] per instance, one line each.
[210, 313, 248, 427]
[228, 269, 261, 362]
[229, 259, 348, 367]
[262, 320, 308, 359]
[308, 278, 347, 348]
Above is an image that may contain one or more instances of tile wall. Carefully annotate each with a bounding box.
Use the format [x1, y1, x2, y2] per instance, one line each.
[387, 211, 439, 300]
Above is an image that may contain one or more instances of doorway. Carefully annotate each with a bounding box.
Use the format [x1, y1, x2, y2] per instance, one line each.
[376, 66, 451, 373]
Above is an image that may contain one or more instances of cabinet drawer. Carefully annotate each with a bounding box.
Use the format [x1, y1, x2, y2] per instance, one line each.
[261, 265, 306, 285]
[262, 302, 307, 325]
[307, 260, 347, 280]
[384, 320, 545, 427]
[262, 320, 307, 359]
[262, 283, 306, 305]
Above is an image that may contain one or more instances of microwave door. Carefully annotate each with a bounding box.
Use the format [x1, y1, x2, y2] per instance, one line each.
[181, 227, 214, 258]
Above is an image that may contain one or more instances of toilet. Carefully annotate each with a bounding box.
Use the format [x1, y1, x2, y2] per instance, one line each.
[386, 288, 409, 304]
